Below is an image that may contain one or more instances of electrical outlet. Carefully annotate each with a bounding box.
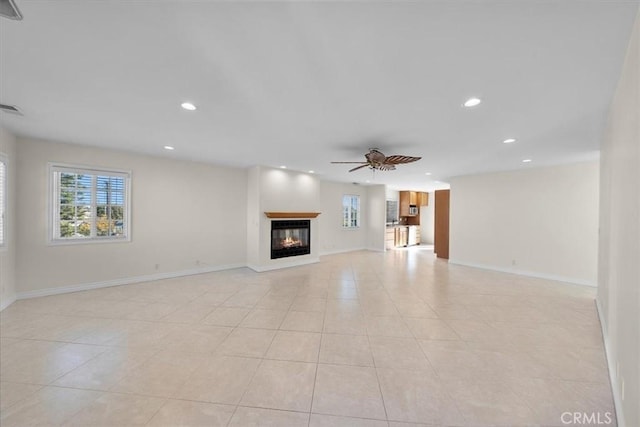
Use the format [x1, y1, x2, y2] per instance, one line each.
[155, 263, 159, 270]
[621, 378, 625, 401]
[512, 259, 516, 266]
[196, 260, 200, 266]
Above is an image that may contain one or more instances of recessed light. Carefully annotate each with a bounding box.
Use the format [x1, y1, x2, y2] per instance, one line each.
[163, 145, 175, 150]
[365, 180, 371, 183]
[503, 138, 516, 144]
[425, 172, 432, 176]
[308, 170, 315, 174]
[463, 97, 482, 107]
[280, 165, 287, 169]
[522, 159, 532, 163]
[181, 102, 196, 111]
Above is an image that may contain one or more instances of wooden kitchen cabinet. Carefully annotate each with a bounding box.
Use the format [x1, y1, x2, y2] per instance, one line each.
[399, 191, 418, 217]
[400, 191, 427, 216]
[395, 226, 408, 247]
[410, 225, 421, 245]
[399, 191, 410, 217]
[386, 225, 421, 248]
[385, 228, 395, 250]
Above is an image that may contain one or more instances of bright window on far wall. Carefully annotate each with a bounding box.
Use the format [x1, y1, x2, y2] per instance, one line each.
[0, 154, 6, 247]
[342, 194, 360, 228]
[50, 164, 131, 243]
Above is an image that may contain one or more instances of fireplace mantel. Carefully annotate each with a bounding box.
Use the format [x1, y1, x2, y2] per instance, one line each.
[265, 212, 321, 219]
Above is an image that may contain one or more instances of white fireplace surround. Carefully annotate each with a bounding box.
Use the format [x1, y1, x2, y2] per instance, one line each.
[245, 167, 320, 272]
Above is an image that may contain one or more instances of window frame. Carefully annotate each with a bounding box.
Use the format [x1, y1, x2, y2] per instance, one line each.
[0, 153, 6, 250]
[342, 194, 361, 229]
[48, 162, 132, 245]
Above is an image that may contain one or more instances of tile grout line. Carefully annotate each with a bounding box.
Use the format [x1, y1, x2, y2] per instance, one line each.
[363, 288, 390, 423]
[1, 252, 611, 427]
[307, 293, 326, 427]
[224, 309, 281, 426]
[194, 285, 256, 427]
[142, 396, 170, 426]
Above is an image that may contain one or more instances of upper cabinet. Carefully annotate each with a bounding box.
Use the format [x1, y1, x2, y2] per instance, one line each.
[399, 191, 413, 216]
[399, 191, 429, 217]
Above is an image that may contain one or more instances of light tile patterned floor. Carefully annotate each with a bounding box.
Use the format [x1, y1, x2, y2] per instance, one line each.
[0, 249, 615, 426]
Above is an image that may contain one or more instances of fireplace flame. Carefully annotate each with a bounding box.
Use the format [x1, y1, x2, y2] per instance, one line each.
[281, 237, 302, 248]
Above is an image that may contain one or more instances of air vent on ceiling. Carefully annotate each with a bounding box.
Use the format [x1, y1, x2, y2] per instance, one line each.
[0, 0, 23, 20]
[0, 104, 23, 115]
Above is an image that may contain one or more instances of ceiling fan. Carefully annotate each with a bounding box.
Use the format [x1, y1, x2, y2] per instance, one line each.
[331, 148, 421, 172]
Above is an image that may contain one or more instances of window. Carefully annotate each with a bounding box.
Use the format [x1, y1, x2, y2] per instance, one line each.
[0, 154, 6, 247]
[50, 164, 130, 243]
[342, 194, 360, 228]
[386, 200, 398, 224]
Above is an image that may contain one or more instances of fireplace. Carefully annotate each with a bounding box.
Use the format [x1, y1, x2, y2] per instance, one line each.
[271, 220, 310, 259]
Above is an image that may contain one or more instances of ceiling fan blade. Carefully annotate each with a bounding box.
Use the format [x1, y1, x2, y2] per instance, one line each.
[331, 161, 368, 164]
[383, 155, 422, 165]
[349, 164, 370, 172]
[378, 164, 397, 171]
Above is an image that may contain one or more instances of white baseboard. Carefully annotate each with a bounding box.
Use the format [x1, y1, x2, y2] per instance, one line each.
[319, 247, 367, 256]
[596, 299, 626, 427]
[448, 259, 596, 287]
[247, 257, 320, 272]
[0, 294, 16, 312]
[15, 263, 246, 300]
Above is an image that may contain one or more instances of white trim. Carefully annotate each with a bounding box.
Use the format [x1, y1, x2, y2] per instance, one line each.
[319, 247, 367, 256]
[366, 246, 385, 253]
[46, 237, 131, 247]
[0, 152, 6, 250]
[48, 162, 132, 244]
[248, 257, 320, 272]
[0, 294, 16, 311]
[448, 259, 596, 287]
[15, 263, 245, 300]
[47, 161, 131, 176]
[596, 299, 626, 427]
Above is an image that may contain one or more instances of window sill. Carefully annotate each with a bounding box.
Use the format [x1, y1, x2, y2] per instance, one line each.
[47, 236, 131, 246]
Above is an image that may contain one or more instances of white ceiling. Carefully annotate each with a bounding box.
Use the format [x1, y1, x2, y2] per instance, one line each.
[1, 1, 637, 190]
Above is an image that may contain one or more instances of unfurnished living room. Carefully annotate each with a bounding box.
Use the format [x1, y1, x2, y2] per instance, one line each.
[0, 1, 638, 426]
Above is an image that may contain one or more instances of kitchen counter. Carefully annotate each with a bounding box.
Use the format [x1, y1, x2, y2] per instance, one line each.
[385, 225, 421, 248]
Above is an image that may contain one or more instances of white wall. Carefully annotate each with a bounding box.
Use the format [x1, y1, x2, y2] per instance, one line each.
[0, 128, 17, 310]
[449, 161, 599, 285]
[318, 181, 368, 255]
[385, 188, 399, 202]
[598, 10, 639, 427]
[366, 185, 386, 251]
[246, 166, 321, 271]
[16, 138, 247, 296]
[246, 166, 260, 267]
